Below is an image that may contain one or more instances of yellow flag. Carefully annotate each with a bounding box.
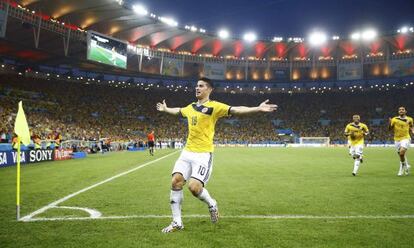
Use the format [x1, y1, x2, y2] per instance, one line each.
[14, 101, 31, 146]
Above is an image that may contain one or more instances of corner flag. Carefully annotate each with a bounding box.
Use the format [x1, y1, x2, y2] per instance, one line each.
[14, 101, 30, 221]
[14, 101, 30, 145]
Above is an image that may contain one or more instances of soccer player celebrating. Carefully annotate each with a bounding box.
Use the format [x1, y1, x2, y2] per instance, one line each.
[344, 115, 369, 176]
[147, 130, 155, 156]
[389, 106, 414, 176]
[156, 77, 277, 233]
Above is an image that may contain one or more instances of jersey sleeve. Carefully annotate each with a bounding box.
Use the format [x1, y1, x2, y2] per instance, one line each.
[179, 104, 192, 118]
[344, 125, 350, 134]
[363, 124, 369, 133]
[409, 117, 414, 127]
[213, 101, 231, 119]
[390, 117, 396, 127]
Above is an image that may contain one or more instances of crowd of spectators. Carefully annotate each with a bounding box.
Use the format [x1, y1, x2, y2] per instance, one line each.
[1, 74, 413, 146]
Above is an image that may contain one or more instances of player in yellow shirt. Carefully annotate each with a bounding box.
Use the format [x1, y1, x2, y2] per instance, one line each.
[389, 106, 414, 176]
[344, 115, 369, 176]
[156, 77, 277, 232]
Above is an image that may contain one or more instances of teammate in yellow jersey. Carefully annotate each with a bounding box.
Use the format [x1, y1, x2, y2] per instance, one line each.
[389, 106, 414, 176]
[344, 115, 369, 176]
[156, 77, 277, 233]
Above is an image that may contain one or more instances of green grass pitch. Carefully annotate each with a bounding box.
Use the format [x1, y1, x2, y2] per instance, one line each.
[0, 147, 413, 247]
[88, 45, 127, 68]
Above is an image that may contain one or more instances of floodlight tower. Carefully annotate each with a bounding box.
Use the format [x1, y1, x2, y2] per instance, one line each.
[308, 31, 327, 80]
[351, 28, 377, 71]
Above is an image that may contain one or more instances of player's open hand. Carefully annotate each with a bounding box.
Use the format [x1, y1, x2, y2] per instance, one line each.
[258, 99, 278, 112]
[156, 100, 167, 112]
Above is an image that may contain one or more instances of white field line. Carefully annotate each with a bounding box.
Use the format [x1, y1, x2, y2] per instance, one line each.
[19, 150, 180, 222]
[23, 214, 414, 222]
[51, 206, 102, 218]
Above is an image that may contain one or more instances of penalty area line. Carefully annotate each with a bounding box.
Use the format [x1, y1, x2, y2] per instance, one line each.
[24, 214, 414, 222]
[19, 150, 180, 222]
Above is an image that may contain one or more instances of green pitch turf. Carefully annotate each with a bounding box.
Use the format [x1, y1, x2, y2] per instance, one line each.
[88, 45, 127, 68]
[0, 147, 413, 247]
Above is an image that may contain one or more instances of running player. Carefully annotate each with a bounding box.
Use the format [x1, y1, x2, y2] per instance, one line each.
[389, 106, 414, 176]
[344, 115, 369, 176]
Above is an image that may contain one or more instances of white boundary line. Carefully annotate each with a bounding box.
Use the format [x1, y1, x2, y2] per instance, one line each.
[24, 214, 414, 222]
[51, 206, 102, 218]
[20, 150, 180, 222]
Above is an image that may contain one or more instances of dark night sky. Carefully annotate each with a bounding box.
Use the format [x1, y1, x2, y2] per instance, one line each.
[132, 0, 414, 39]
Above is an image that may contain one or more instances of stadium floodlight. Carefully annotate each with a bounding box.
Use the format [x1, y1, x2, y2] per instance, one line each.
[308, 31, 327, 46]
[332, 35, 340, 40]
[190, 26, 197, 32]
[243, 32, 257, 42]
[159, 16, 178, 27]
[400, 26, 409, 33]
[218, 29, 230, 39]
[362, 29, 377, 41]
[272, 37, 283, 42]
[351, 32, 361, 40]
[132, 4, 148, 16]
[288, 37, 304, 43]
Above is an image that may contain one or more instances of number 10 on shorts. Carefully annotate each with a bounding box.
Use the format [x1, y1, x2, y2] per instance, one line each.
[198, 165, 207, 176]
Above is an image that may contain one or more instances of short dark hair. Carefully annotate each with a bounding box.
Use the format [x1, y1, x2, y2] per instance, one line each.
[198, 77, 214, 88]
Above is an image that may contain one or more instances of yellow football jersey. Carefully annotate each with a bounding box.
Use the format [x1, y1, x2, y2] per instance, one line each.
[390, 116, 413, 141]
[180, 100, 231, 152]
[345, 122, 369, 146]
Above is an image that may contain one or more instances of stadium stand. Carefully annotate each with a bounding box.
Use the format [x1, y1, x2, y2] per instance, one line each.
[1, 72, 413, 148]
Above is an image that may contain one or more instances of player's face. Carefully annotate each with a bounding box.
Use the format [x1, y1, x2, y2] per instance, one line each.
[195, 81, 212, 99]
[353, 115, 360, 123]
[398, 107, 406, 116]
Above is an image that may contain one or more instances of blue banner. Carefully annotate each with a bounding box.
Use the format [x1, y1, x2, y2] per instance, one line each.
[0, 149, 55, 168]
[338, 63, 362, 80]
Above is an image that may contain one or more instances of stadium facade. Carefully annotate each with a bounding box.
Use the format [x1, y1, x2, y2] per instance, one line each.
[0, 0, 414, 93]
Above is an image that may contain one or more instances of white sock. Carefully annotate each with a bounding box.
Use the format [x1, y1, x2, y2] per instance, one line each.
[197, 188, 216, 208]
[353, 159, 361, 174]
[170, 190, 183, 226]
[405, 156, 409, 167]
[399, 162, 405, 174]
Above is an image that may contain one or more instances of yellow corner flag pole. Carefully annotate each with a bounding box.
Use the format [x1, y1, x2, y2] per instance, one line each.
[16, 137, 21, 221]
[14, 101, 30, 221]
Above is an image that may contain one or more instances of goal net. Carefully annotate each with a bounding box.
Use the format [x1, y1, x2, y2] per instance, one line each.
[298, 137, 330, 147]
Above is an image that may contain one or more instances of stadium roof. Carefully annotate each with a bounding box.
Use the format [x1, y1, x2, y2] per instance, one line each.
[13, 0, 222, 54]
[5, 0, 414, 61]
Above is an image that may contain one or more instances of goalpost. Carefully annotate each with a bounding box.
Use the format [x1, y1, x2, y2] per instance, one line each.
[298, 137, 330, 147]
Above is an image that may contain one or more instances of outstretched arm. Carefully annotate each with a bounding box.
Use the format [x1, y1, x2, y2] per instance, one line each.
[156, 100, 181, 116]
[344, 128, 350, 137]
[364, 126, 370, 136]
[230, 99, 277, 115]
[388, 118, 394, 131]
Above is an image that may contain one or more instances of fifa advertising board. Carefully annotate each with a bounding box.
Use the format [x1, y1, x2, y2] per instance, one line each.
[54, 149, 73, 161]
[0, 149, 55, 168]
